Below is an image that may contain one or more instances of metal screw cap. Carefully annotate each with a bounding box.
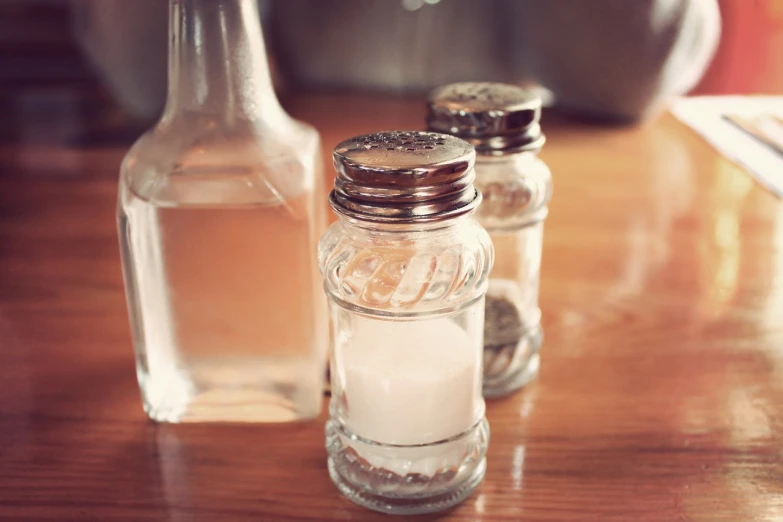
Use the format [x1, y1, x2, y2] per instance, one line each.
[330, 130, 480, 223]
[426, 82, 545, 155]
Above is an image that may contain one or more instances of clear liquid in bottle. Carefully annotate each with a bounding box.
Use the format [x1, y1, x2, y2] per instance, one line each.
[119, 163, 326, 422]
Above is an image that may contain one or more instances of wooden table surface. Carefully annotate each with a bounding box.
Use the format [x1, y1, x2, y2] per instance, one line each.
[1, 92, 782, 521]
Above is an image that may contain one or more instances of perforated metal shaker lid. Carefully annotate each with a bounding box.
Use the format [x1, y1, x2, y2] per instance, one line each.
[426, 82, 545, 155]
[330, 131, 480, 223]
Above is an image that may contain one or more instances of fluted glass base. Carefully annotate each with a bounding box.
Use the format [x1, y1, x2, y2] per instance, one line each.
[326, 417, 489, 515]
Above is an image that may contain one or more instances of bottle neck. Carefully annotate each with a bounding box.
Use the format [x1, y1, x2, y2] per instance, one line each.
[475, 150, 539, 165]
[336, 212, 476, 237]
[162, 0, 284, 125]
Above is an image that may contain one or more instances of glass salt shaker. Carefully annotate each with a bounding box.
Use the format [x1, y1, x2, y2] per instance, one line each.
[319, 131, 493, 515]
[117, 0, 327, 423]
[427, 82, 553, 398]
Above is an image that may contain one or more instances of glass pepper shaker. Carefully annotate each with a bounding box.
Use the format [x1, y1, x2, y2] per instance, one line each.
[118, 0, 327, 423]
[427, 82, 553, 397]
[318, 131, 493, 515]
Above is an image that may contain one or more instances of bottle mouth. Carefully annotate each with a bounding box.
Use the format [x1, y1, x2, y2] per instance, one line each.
[455, 127, 546, 156]
[328, 186, 482, 224]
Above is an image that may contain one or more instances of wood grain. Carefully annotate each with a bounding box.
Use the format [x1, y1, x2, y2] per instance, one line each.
[1, 92, 782, 521]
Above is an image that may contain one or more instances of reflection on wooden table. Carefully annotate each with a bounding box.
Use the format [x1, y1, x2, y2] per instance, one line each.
[0, 92, 782, 521]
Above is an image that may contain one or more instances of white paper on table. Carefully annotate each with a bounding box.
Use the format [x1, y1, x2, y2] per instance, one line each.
[669, 96, 783, 197]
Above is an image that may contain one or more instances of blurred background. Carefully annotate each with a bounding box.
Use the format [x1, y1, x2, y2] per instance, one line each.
[0, 0, 781, 147]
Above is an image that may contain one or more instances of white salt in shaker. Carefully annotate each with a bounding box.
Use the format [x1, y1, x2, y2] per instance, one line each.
[318, 131, 493, 515]
[427, 83, 553, 397]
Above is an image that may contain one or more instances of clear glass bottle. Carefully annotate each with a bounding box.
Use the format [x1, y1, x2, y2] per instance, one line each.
[117, 0, 327, 423]
[427, 82, 553, 398]
[319, 131, 493, 515]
